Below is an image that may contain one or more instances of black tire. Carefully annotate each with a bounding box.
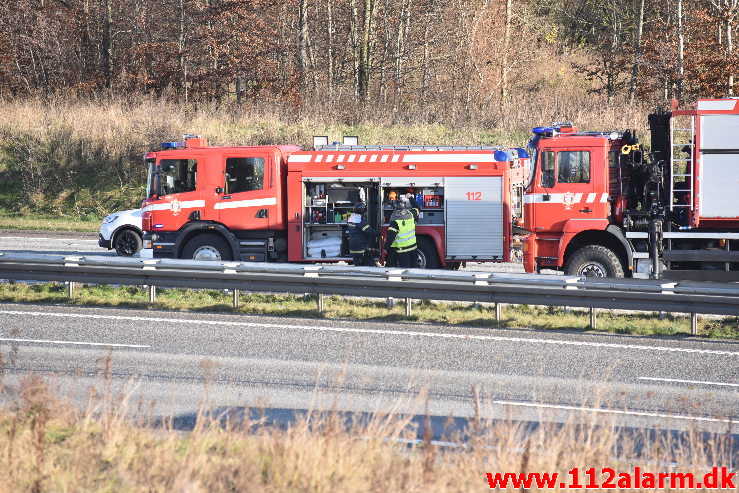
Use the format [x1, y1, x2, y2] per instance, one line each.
[113, 229, 143, 256]
[182, 233, 233, 261]
[564, 245, 624, 278]
[415, 236, 440, 269]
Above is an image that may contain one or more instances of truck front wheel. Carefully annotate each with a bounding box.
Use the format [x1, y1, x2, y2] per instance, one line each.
[564, 245, 624, 278]
[182, 233, 233, 261]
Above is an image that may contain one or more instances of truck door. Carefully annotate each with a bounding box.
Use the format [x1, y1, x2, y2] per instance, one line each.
[530, 148, 605, 232]
[217, 153, 277, 230]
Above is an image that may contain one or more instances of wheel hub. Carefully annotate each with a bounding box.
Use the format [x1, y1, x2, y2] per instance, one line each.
[579, 261, 607, 277]
[192, 246, 222, 261]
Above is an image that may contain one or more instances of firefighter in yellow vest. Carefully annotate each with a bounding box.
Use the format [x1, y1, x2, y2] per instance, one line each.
[383, 193, 420, 268]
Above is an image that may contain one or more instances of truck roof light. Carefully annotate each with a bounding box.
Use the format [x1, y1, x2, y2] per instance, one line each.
[343, 136, 359, 145]
[532, 126, 553, 135]
[514, 147, 530, 158]
[313, 136, 329, 149]
[609, 132, 620, 140]
[161, 141, 184, 149]
[494, 150, 513, 161]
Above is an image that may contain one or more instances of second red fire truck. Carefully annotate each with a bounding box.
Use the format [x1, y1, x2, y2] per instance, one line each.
[523, 98, 739, 281]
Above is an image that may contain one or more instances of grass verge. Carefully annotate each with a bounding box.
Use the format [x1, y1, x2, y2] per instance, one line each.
[1, 282, 737, 339]
[0, 365, 734, 492]
[0, 213, 99, 232]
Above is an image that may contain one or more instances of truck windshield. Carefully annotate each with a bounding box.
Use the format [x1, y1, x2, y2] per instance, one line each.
[155, 159, 198, 196]
[145, 158, 156, 198]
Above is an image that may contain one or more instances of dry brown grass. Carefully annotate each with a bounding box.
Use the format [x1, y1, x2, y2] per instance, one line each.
[0, 365, 735, 492]
[0, 93, 656, 220]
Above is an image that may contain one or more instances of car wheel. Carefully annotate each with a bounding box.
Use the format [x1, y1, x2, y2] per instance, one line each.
[182, 233, 233, 261]
[113, 229, 143, 256]
[564, 245, 624, 278]
[415, 236, 440, 269]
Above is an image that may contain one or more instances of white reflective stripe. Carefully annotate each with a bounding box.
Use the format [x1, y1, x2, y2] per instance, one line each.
[288, 154, 311, 163]
[697, 100, 738, 111]
[392, 155, 401, 162]
[142, 200, 205, 212]
[403, 153, 499, 163]
[337, 155, 345, 162]
[214, 197, 277, 210]
[348, 155, 356, 162]
[601, 193, 609, 203]
[574, 193, 583, 203]
[315, 155, 323, 162]
[586, 193, 596, 203]
[380, 155, 389, 162]
[524, 193, 564, 204]
[359, 155, 367, 162]
[370, 155, 378, 162]
[325, 154, 334, 162]
[395, 231, 415, 240]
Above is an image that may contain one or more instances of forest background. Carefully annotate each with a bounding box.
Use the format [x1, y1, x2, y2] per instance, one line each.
[0, 0, 736, 219]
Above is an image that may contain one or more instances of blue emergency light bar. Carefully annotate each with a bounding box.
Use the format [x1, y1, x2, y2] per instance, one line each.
[161, 141, 185, 149]
[514, 147, 530, 158]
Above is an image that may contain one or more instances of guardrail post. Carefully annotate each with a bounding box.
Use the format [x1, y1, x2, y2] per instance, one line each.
[64, 256, 82, 299]
[495, 302, 501, 322]
[149, 285, 156, 303]
[405, 298, 412, 317]
[690, 313, 698, 335]
[233, 289, 240, 308]
[589, 307, 597, 329]
[317, 293, 324, 313]
[387, 297, 394, 309]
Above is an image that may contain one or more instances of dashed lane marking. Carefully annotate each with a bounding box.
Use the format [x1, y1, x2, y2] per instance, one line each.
[1, 309, 737, 357]
[639, 377, 739, 388]
[0, 337, 150, 348]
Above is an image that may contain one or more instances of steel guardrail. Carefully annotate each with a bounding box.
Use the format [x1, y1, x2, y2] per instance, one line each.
[0, 252, 738, 317]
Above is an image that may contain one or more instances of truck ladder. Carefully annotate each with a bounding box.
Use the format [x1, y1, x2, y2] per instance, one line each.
[669, 114, 695, 212]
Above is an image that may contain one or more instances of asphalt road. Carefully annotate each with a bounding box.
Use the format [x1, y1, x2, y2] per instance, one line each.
[0, 303, 736, 438]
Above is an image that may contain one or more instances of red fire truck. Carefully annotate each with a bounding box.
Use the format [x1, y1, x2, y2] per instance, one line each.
[141, 138, 526, 269]
[523, 98, 739, 281]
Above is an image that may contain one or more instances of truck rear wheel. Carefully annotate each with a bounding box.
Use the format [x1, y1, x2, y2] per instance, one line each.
[564, 245, 624, 278]
[415, 236, 440, 269]
[182, 233, 233, 261]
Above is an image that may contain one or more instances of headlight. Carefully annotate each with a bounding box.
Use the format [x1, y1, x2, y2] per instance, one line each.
[103, 215, 119, 224]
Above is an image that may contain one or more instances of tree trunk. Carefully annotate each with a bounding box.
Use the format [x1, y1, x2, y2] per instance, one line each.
[500, 0, 512, 111]
[102, 0, 112, 89]
[297, 0, 309, 98]
[676, 0, 684, 103]
[628, 0, 645, 104]
[357, 0, 374, 103]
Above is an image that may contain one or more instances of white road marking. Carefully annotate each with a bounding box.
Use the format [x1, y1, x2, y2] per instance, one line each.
[639, 377, 739, 388]
[0, 237, 97, 243]
[0, 337, 150, 348]
[1, 309, 737, 357]
[490, 399, 735, 424]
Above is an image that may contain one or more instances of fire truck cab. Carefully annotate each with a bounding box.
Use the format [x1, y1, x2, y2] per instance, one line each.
[524, 99, 739, 281]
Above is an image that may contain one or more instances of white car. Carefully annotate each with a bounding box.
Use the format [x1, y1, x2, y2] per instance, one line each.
[99, 208, 144, 256]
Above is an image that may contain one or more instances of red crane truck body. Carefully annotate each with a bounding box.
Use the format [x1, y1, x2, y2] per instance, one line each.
[141, 139, 526, 268]
[523, 98, 739, 280]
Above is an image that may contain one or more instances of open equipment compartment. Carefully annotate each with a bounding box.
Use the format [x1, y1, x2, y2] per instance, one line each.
[302, 179, 380, 260]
